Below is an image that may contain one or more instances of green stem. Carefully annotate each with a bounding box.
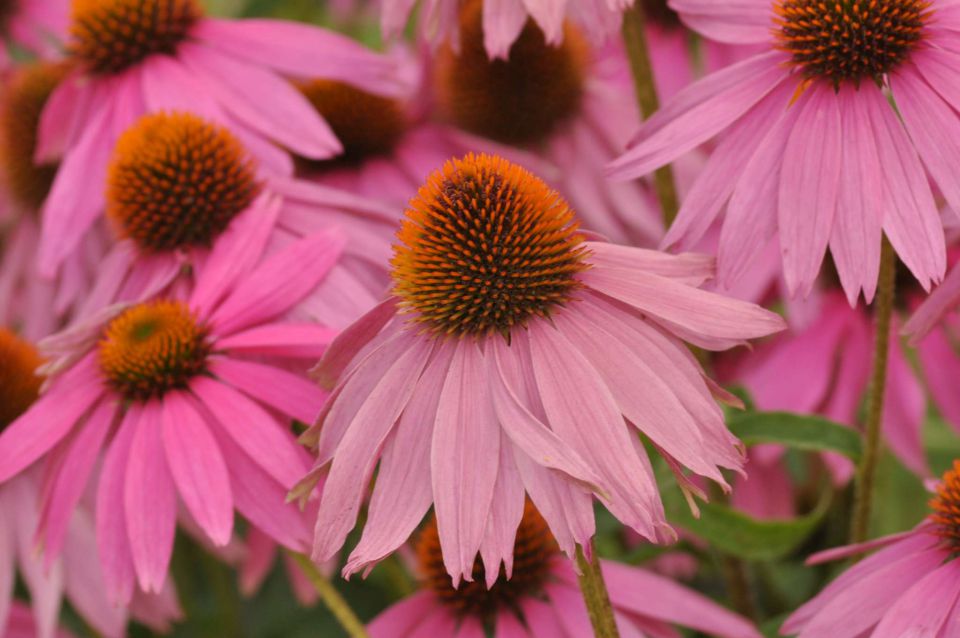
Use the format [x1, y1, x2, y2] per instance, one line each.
[849, 237, 897, 545]
[621, 3, 680, 228]
[575, 541, 621, 638]
[290, 552, 370, 638]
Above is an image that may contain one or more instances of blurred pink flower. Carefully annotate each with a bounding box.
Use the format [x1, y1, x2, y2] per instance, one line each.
[368, 505, 760, 638]
[609, 0, 960, 302]
[3, 602, 77, 638]
[782, 461, 960, 637]
[35, 0, 405, 277]
[0, 230, 343, 602]
[0, 0, 69, 67]
[300, 154, 784, 585]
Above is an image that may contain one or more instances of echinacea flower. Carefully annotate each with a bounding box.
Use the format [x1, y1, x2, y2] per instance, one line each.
[0, 62, 102, 339]
[368, 504, 761, 637]
[300, 153, 785, 585]
[433, 1, 664, 246]
[782, 460, 960, 637]
[0, 229, 343, 602]
[609, 0, 960, 302]
[36, 0, 404, 276]
[0, 328, 180, 638]
[382, 0, 632, 59]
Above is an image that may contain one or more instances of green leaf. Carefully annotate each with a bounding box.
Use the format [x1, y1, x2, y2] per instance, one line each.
[728, 411, 863, 462]
[665, 488, 833, 562]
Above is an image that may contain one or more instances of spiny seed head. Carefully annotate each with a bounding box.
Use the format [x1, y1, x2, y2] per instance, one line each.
[774, 0, 931, 86]
[391, 153, 590, 339]
[417, 501, 558, 618]
[0, 328, 43, 430]
[930, 460, 960, 552]
[98, 300, 209, 401]
[70, 0, 202, 74]
[0, 62, 68, 212]
[295, 79, 407, 166]
[435, 0, 588, 146]
[106, 112, 260, 253]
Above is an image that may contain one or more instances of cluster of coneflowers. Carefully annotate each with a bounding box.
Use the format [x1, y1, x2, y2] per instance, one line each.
[1, 0, 960, 636]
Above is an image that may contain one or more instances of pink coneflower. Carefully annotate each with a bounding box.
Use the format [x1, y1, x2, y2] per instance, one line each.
[433, 1, 665, 245]
[382, 0, 632, 59]
[609, 0, 960, 302]
[0, 329, 180, 638]
[368, 504, 761, 637]
[782, 460, 960, 637]
[300, 153, 785, 584]
[0, 229, 341, 602]
[35, 0, 404, 276]
[0, 62, 101, 339]
[4, 602, 77, 638]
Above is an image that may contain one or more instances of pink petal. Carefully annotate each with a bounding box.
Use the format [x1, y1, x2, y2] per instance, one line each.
[670, 0, 773, 43]
[190, 376, 307, 489]
[37, 399, 117, 561]
[521, 597, 567, 637]
[344, 341, 453, 576]
[607, 52, 787, 180]
[312, 335, 433, 562]
[210, 358, 325, 425]
[367, 591, 437, 637]
[36, 72, 100, 163]
[479, 430, 525, 586]
[96, 408, 138, 604]
[60, 513, 127, 638]
[161, 391, 234, 546]
[0, 354, 103, 482]
[431, 340, 501, 584]
[310, 297, 398, 390]
[585, 242, 714, 286]
[917, 326, 960, 430]
[216, 323, 336, 359]
[904, 263, 960, 341]
[482, 0, 528, 58]
[124, 403, 177, 593]
[208, 229, 346, 335]
[871, 559, 960, 638]
[882, 335, 928, 476]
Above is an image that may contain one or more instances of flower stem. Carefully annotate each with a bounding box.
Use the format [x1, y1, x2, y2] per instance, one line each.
[290, 552, 370, 638]
[849, 237, 897, 545]
[575, 541, 621, 638]
[621, 3, 680, 228]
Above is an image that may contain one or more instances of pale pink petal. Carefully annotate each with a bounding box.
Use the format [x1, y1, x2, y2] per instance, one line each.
[479, 430, 525, 586]
[312, 336, 434, 563]
[208, 229, 345, 336]
[917, 326, 960, 430]
[37, 399, 117, 561]
[607, 52, 787, 180]
[872, 559, 960, 638]
[10, 479, 63, 638]
[210, 358, 325, 425]
[904, 264, 960, 340]
[124, 403, 177, 593]
[194, 19, 405, 96]
[521, 0, 565, 44]
[96, 408, 138, 604]
[670, 0, 773, 43]
[580, 268, 785, 345]
[191, 376, 306, 489]
[521, 597, 567, 637]
[483, 0, 528, 58]
[310, 298, 398, 390]
[0, 354, 103, 482]
[586, 242, 714, 286]
[344, 342, 453, 576]
[178, 43, 341, 159]
[367, 591, 436, 637]
[882, 337, 928, 476]
[216, 323, 336, 359]
[546, 577, 596, 637]
[60, 512, 127, 638]
[161, 391, 234, 546]
[731, 455, 796, 520]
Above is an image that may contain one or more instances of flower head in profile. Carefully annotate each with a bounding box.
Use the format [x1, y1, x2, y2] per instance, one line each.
[783, 460, 960, 637]
[609, 0, 960, 303]
[301, 153, 785, 585]
[0, 229, 344, 602]
[35, 0, 405, 276]
[368, 504, 761, 637]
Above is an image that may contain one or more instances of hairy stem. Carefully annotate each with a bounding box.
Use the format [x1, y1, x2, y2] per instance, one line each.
[849, 237, 897, 545]
[575, 541, 621, 638]
[290, 552, 370, 638]
[621, 3, 680, 227]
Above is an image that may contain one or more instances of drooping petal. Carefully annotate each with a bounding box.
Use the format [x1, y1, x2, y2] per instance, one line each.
[478, 430, 525, 586]
[210, 358, 325, 425]
[903, 264, 960, 341]
[669, 0, 774, 43]
[310, 298, 398, 390]
[161, 391, 234, 546]
[917, 326, 960, 430]
[96, 408, 138, 604]
[483, 0, 528, 58]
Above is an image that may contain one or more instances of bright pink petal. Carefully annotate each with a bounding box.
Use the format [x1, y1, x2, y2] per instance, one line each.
[216, 323, 336, 359]
[0, 353, 103, 482]
[208, 229, 345, 335]
[882, 336, 928, 476]
[210, 358, 325, 425]
[190, 377, 306, 489]
[607, 52, 787, 180]
[917, 326, 960, 430]
[521, 597, 567, 637]
[312, 336, 434, 563]
[96, 408, 138, 604]
[161, 391, 234, 546]
[124, 403, 177, 593]
[367, 591, 437, 637]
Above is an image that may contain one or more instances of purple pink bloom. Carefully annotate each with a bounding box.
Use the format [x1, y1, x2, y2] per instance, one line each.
[609, 0, 960, 302]
[0, 229, 342, 601]
[300, 153, 784, 585]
